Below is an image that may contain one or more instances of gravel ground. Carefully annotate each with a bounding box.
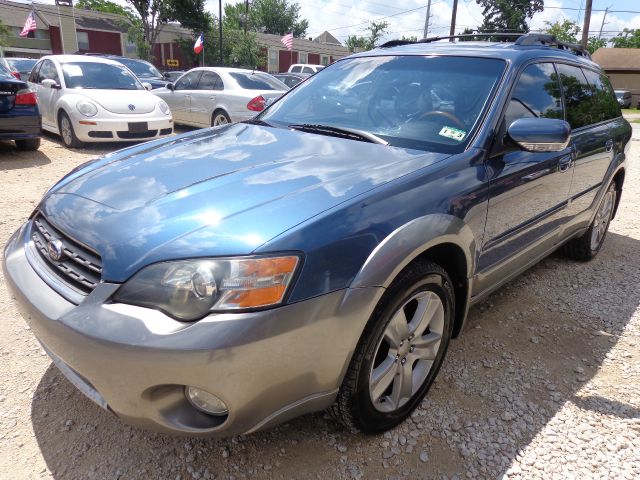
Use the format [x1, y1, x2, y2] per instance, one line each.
[1, 125, 639, 480]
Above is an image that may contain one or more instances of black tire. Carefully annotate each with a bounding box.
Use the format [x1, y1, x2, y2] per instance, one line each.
[211, 110, 231, 127]
[15, 138, 41, 151]
[58, 111, 83, 148]
[331, 261, 454, 434]
[562, 181, 616, 261]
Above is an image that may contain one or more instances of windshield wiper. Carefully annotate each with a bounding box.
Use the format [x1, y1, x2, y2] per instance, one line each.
[288, 124, 389, 145]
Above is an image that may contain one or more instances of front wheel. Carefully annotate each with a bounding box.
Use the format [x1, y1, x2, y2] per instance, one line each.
[58, 111, 83, 148]
[562, 181, 616, 261]
[331, 261, 454, 433]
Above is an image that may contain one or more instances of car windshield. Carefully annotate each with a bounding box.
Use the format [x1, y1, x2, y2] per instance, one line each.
[61, 62, 143, 90]
[8, 59, 36, 71]
[229, 72, 287, 90]
[117, 58, 163, 79]
[261, 55, 506, 153]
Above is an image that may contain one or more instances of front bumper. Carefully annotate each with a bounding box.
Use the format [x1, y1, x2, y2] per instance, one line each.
[3, 222, 383, 436]
[72, 115, 173, 143]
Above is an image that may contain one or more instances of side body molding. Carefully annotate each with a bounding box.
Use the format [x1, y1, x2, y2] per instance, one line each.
[350, 213, 477, 289]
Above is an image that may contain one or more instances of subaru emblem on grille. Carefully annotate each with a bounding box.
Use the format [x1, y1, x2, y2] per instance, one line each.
[47, 239, 64, 261]
[128, 104, 136, 111]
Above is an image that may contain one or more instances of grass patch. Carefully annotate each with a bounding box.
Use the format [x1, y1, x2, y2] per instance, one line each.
[631, 118, 640, 124]
[621, 108, 639, 115]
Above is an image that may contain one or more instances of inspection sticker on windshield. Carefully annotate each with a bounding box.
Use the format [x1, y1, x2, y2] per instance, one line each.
[439, 126, 466, 141]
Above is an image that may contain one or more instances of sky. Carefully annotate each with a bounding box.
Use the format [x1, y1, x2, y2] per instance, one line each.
[23, 0, 640, 44]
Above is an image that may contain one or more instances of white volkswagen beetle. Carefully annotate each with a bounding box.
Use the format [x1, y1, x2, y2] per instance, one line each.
[28, 55, 173, 148]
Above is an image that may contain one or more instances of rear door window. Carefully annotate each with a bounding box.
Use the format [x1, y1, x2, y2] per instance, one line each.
[302, 66, 314, 74]
[505, 62, 563, 127]
[581, 68, 621, 121]
[555, 63, 594, 129]
[290, 66, 301, 73]
[198, 71, 224, 91]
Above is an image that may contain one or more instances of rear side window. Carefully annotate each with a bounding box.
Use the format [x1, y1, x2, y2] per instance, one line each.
[582, 69, 621, 121]
[505, 62, 563, 126]
[229, 72, 285, 90]
[556, 64, 594, 129]
[302, 66, 314, 74]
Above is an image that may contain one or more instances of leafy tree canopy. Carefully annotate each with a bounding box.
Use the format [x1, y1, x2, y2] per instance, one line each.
[224, 0, 308, 37]
[76, 0, 137, 22]
[345, 21, 389, 52]
[475, 0, 544, 33]
[611, 28, 640, 48]
[543, 19, 580, 43]
[0, 19, 9, 48]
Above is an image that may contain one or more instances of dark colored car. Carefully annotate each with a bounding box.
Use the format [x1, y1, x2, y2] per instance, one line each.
[6, 57, 38, 82]
[86, 54, 169, 89]
[615, 90, 632, 108]
[273, 73, 306, 88]
[162, 70, 185, 83]
[0, 64, 41, 150]
[3, 34, 631, 437]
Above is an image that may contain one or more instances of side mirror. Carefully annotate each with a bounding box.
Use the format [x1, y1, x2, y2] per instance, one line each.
[167, 83, 175, 91]
[163, 72, 170, 79]
[507, 118, 571, 152]
[142, 82, 152, 91]
[42, 78, 61, 90]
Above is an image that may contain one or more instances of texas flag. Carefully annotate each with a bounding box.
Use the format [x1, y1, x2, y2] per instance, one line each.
[194, 33, 204, 54]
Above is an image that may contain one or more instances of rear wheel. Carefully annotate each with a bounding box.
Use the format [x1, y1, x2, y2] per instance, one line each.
[562, 181, 616, 261]
[331, 261, 454, 433]
[15, 138, 41, 151]
[211, 110, 231, 127]
[58, 111, 83, 148]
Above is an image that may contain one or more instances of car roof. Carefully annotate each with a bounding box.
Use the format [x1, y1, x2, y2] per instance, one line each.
[348, 35, 600, 70]
[41, 54, 125, 66]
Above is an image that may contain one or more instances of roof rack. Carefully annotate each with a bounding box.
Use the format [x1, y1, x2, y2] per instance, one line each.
[379, 32, 591, 59]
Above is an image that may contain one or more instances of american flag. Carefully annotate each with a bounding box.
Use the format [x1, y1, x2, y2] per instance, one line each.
[19, 12, 37, 37]
[280, 32, 293, 51]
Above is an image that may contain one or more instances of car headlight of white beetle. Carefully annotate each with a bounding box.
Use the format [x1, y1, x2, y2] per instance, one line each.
[158, 100, 170, 115]
[113, 255, 300, 321]
[76, 100, 98, 117]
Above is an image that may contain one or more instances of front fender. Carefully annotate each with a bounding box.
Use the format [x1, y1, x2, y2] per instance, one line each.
[350, 213, 476, 289]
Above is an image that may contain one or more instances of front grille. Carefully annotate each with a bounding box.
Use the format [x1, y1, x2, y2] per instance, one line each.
[88, 131, 114, 138]
[159, 128, 173, 135]
[117, 130, 158, 139]
[30, 214, 102, 295]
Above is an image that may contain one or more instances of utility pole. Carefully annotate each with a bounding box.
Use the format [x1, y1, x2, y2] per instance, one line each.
[422, 0, 432, 39]
[598, 7, 609, 39]
[581, 0, 593, 49]
[449, 0, 458, 42]
[219, 0, 223, 65]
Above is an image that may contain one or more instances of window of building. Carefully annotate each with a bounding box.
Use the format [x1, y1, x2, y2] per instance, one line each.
[77, 31, 90, 51]
[321, 55, 330, 66]
[268, 49, 278, 73]
[298, 52, 308, 64]
[505, 62, 563, 127]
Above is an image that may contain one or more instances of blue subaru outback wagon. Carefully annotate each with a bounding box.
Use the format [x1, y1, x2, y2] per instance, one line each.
[3, 34, 632, 436]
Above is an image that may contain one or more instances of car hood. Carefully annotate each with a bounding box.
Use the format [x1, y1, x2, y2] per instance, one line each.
[77, 89, 158, 114]
[40, 124, 450, 281]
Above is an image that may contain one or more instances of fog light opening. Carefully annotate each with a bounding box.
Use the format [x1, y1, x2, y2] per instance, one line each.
[185, 386, 228, 416]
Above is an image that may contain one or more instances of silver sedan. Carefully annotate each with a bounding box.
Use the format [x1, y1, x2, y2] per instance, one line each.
[153, 67, 288, 127]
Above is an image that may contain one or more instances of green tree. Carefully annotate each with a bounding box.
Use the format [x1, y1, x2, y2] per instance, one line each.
[76, 0, 137, 22]
[587, 36, 607, 54]
[611, 28, 640, 48]
[224, 0, 308, 37]
[345, 21, 389, 52]
[475, 0, 544, 33]
[0, 19, 10, 48]
[543, 19, 580, 43]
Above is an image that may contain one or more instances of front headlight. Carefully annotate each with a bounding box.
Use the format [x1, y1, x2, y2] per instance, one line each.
[113, 255, 300, 321]
[76, 100, 98, 117]
[158, 100, 170, 115]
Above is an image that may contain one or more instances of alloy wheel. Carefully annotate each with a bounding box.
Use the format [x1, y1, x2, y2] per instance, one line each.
[590, 189, 615, 251]
[369, 290, 445, 413]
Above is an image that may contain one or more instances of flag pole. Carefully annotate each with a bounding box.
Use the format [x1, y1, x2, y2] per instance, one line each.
[202, 32, 204, 67]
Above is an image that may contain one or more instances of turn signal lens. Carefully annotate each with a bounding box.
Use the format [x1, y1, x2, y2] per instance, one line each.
[216, 256, 299, 309]
[246, 95, 266, 112]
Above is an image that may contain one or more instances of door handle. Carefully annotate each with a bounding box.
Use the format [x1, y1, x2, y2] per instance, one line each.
[605, 139, 614, 152]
